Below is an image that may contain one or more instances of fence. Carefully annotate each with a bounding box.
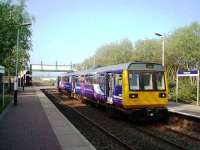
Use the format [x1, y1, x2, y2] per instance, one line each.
[0, 66, 13, 113]
[0, 66, 5, 112]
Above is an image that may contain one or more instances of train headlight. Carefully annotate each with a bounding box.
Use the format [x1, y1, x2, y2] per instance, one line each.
[159, 93, 166, 98]
[129, 93, 138, 99]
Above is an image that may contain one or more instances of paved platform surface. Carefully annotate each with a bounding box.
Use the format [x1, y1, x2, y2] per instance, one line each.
[0, 86, 95, 150]
[168, 101, 200, 119]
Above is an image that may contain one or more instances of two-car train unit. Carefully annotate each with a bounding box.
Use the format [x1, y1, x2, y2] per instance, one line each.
[57, 62, 169, 121]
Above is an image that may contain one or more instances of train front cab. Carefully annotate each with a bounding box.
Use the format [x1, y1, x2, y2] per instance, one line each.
[122, 63, 169, 120]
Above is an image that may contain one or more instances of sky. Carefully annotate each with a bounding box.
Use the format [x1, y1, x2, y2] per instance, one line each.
[26, 0, 200, 66]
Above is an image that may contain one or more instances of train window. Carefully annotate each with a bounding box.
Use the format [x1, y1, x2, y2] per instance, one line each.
[129, 71, 165, 91]
[97, 74, 105, 92]
[143, 73, 153, 90]
[76, 80, 80, 87]
[85, 76, 90, 84]
[129, 73, 140, 90]
[69, 76, 72, 82]
[114, 74, 122, 86]
[93, 75, 99, 84]
[79, 76, 85, 83]
[63, 76, 69, 82]
[90, 75, 95, 84]
[155, 72, 165, 90]
[85, 75, 95, 84]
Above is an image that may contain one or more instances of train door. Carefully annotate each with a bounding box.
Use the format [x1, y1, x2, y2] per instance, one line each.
[106, 73, 114, 104]
[113, 74, 122, 97]
[72, 76, 76, 92]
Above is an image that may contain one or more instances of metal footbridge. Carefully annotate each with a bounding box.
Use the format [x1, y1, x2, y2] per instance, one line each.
[30, 62, 74, 73]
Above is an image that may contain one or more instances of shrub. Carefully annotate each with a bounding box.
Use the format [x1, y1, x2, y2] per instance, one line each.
[169, 78, 197, 102]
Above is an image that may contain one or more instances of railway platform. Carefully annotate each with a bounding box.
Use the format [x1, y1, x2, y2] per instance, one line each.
[168, 101, 200, 119]
[0, 86, 95, 150]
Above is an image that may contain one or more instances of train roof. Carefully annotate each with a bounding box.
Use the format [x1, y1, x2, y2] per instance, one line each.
[59, 62, 164, 77]
[92, 63, 129, 73]
[58, 72, 68, 77]
[58, 71, 77, 77]
[92, 62, 164, 74]
[64, 69, 94, 76]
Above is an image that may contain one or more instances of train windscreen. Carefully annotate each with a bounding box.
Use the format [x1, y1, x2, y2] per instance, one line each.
[129, 71, 165, 91]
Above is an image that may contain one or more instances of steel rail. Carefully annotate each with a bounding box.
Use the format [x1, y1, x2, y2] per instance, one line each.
[45, 89, 189, 150]
[44, 89, 135, 150]
[130, 125, 186, 150]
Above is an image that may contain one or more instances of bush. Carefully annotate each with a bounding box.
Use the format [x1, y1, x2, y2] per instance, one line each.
[169, 79, 197, 102]
[0, 95, 11, 113]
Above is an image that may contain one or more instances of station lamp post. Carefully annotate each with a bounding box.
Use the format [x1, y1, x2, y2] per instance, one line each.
[14, 22, 31, 106]
[155, 32, 165, 66]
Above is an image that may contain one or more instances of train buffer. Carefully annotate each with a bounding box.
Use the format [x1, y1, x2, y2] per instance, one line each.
[0, 86, 95, 150]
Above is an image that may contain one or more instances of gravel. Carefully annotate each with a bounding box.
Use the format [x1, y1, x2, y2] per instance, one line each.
[43, 89, 200, 150]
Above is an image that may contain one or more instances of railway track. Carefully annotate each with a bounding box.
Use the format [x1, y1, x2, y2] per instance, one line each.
[66, 104, 135, 150]
[129, 112, 200, 150]
[164, 126, 200, 143]
[130, 124, 186, 150]
[42, 89, 135, 150]
[43, 89, 200, 150]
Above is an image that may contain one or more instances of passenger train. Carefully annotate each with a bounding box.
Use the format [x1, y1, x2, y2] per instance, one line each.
[57, 62, 169, 120]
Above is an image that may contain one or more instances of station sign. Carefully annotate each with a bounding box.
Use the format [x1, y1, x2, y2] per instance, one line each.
[177, 70, 199, 77]
[176, 69, 199, 105]
[0, 66, 5, 74]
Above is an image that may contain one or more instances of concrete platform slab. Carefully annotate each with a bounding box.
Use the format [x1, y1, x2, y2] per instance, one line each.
[0, 86, 96, 150]
[168, 101, 200, 119]
[0, 87, 62, 150]
[36, 87, 96, 150]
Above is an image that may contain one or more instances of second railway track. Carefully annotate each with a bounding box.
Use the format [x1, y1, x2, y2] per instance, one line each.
[42, 89, 200, 150]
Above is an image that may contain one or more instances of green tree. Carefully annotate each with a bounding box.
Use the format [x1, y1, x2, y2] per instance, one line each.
[79, 22, 200, 102]
[0, 0, 33, 75]
[166, 22, 200, 81]
[81, 39, 134, 69]
[133, 39, 162, 63]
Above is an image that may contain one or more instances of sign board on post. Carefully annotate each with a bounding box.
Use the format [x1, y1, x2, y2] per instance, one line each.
[0, 66, 5, 74]
[176, 70, 199, 105]
[177, 70, 199, 77]
[0, 66, 5, 107]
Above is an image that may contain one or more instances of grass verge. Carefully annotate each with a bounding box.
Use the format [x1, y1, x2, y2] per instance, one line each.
[0, 95, 12, 113]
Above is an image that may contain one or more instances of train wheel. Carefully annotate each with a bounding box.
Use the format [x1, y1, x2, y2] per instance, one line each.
[71, 93, 73, 98]
[81, 97, 87, 104]
[106, 105, 119, 118]
[160, 109, 169, 122]
[94, 100, 100, 108]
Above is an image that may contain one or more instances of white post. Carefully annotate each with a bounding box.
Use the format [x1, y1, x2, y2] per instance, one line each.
[19, 77, 21, 87]
[2, 79, 4, 107]
[15, 28, 20, 91]
[56, 61, 58, 71]
[162, 37, 165, 66]
[176, 73, 179, 103]
[155, 33, 165, 66]
[71, 61, 73, 70]
[14, 76, 17, 91]
[93, 55, 96, 67]
[197, 70, 199, 105]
